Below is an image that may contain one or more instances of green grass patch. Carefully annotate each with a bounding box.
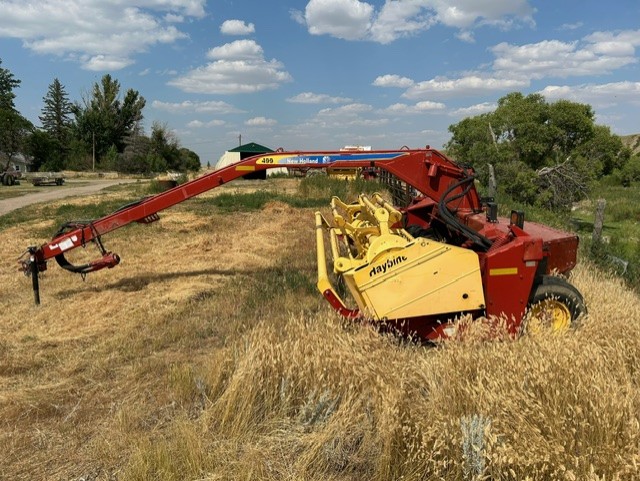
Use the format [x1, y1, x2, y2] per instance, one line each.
[0, 183, 148, 233]
[569, 184, 640, 289]
[481, 182, 640, 291]
[187, 176, 387, 214]
[298, 175, 383, 202]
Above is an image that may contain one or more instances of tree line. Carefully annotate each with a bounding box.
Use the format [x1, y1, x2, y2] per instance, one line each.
[0, 58, 200, 175]
[446, 92, 640, 210]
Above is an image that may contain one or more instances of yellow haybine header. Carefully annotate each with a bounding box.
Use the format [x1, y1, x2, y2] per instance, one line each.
[316, 193, 485, 322]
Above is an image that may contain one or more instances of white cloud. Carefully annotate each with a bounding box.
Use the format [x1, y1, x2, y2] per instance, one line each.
[303, 0, 374, 41]
[383, 101, 446, 114]
[245, 117, 277, 126]
[187, 119, 226, 128]
[220, 19, 256, 36]
[432, 0, 534, 29]
[207, 39, 264, 60]
[165, 13, 184, 23]
[492, 31, 640, 78]
[449, 102, 496, 117]
[83, 55, 133, 71]
[170, 40, 292, 94]
[152, 100, 243, 114]
[539, 81, 640, 108]
[346, 118, 390, 127]
[368, 0, 435, 44]
[403, 75, 528, 99]
[372, 74, 414, 88]
[0, 0, 205, 70]
[389, 28, 640, 100]
[287, 92, 352, 104]
[296, 0, 534, 44]
[317, 103, 374, 117]
[560, 22, 583, 31]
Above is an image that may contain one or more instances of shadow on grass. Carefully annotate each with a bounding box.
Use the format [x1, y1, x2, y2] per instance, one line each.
[570, 217, 620, 233]
[54, 267, 248, 299]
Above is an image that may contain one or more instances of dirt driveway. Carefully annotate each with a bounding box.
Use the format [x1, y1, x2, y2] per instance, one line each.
[0, 179, 140, 217]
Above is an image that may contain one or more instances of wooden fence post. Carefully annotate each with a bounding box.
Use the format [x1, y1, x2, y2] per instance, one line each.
[592, 198, 606, 243]
[487, 164, 497, 198]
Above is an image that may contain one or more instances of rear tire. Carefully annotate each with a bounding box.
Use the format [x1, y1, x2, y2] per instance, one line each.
[524, 275, 586, 334]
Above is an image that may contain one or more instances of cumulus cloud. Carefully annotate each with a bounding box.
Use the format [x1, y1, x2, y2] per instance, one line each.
[207, 39, 264, 60]
[152, 100, 244, 114]
[245, 116, 277, 126]
[372, 74, 414, 88]
[187, 119, 226, 128]
[294, 0, 534, 44]
[220, 19, 256, 35]
[383, 101, 446, 114]
[0, 0, 205, 70]
[449, 102, 496, 117]
[403, 75, 528, 99]
[169, 40, 292, 94]
[376, 28, 640, 101]
[492, 31, 640, 78]
[303, 0, 374, 41]
[539, 81, 640, 108]
[317, 103, 374, 117]
[287, 92, 352, 104]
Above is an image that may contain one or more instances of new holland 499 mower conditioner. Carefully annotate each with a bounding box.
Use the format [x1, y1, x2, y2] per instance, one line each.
[20, 146, 586, 341]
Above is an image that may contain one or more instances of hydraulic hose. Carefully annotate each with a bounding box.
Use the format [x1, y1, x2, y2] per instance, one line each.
[437, 175, 493, 251]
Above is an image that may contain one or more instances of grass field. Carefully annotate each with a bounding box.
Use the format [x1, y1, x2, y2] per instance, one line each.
[1, 177, 639, 480]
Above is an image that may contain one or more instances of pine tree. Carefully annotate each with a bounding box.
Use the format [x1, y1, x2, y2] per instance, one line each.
[39, 78, 73, 168]
[0, 58, 31, 169]
[73, 74, 146, 165]
[0, 57, 20, 112]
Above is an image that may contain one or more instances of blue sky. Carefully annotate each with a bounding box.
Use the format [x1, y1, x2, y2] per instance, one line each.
[0, 0, 639, 165]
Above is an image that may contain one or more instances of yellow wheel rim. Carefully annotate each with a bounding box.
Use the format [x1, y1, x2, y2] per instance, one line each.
[528, 299, 572, 333]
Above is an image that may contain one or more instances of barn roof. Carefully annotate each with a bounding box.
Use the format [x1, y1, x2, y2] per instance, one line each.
[228, 142, 273, 154]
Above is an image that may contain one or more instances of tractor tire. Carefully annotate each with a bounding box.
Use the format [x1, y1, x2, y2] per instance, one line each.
[525, 275, 587, 333]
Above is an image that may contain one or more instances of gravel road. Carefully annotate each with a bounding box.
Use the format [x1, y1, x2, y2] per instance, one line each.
[0, 179, 140, 217]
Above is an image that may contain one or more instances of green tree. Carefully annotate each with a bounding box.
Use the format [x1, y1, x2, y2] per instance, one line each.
[179, 147, 201, 172]
[575, 124, 629, 176]
[491, 92, 554, 169]
[39, 78, 73, 169]
[0, 58, 20, 111]
[72, 74, 145, 167]
[0, 58, 33, 170]
[26, 129, 56, 171]
[447, 92, 625, 209]
[143, 122, 201, 173]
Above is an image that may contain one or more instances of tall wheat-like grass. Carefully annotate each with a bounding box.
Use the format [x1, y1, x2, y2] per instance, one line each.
[1, 179, 639, 480]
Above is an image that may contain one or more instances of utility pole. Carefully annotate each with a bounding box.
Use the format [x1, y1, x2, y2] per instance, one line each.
[238, 133, 242, 146]
[92, 131, 95, 171]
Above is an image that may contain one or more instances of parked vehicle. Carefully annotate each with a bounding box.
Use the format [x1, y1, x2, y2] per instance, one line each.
[0, 166, 20, 186]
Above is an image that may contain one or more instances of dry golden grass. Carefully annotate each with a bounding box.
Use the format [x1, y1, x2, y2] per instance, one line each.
[1, 178, 639, 480]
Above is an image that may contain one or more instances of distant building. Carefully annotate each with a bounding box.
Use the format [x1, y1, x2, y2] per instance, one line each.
[215, 142, 287, 179]
[0, 152, 33, 173]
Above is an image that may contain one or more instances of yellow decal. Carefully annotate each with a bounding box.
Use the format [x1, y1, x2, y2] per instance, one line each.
[489, 267, 518, 276]
[256, 154, 287, 165]
[235, 166, 255, 171]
